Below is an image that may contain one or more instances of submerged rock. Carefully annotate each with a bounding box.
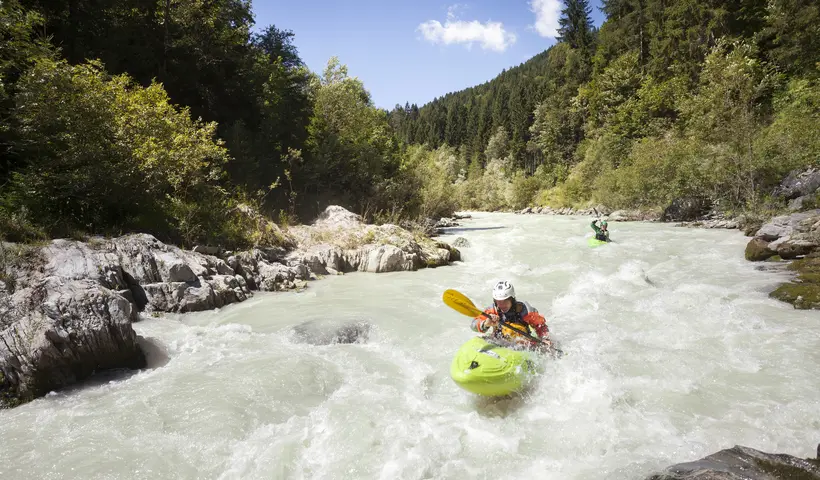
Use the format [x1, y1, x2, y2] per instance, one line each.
[452, 237, 471, 248]
[291, 321, 371, 345]
[645, 444, 820, 480]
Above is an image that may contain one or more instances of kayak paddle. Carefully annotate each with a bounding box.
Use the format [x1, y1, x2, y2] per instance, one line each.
[442, 289, 561, 354]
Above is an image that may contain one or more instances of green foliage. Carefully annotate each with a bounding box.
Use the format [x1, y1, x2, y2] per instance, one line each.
[761, 0, 820, 76]
[303, 57, 400, 217]
[3, 58, 250, 246]
[756, 76, 820, 177]
[558, 0, 596, 54]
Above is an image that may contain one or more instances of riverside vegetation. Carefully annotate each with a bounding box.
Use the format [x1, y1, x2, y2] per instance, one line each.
[0, 1, 819, 475]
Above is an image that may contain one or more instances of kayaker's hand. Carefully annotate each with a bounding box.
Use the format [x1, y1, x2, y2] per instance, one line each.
[484, 314, 499, 328]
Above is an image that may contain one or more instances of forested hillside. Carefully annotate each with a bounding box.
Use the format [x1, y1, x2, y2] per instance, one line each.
[390, 0, 820, 213]
[1, 0, 427, 247]
[1, 0, 818, 248]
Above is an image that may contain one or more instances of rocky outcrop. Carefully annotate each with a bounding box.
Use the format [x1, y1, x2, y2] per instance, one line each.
[286, 207, 460, 274]
[774, 167, 820, 201]
[745, 210, 820, 261]
[661, 197, 712, 222]
[0, 207, 461, 407]
[645, 444, 820, 480]
[0, 255, 146, 407]
[744, 210, 820, 309]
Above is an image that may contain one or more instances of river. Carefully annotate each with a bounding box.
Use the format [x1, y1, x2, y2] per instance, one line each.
[1, 213, 819, 479]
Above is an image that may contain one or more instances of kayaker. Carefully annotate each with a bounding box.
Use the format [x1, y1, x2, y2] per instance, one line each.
[591, 218, 610, 242]
[471, 281, 550, 347]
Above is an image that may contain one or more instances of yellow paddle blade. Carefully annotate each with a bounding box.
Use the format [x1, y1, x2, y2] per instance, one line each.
[442, 289, 485, 318]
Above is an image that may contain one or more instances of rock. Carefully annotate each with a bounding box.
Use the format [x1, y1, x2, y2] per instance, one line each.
[314, 205, 363, 229]
[287, 206, 460, 274]
[291, 321, 371, 345]
[192, 245, 221, 256]
[661, 197, 712, 222]
[774, 167, 820, 200]
[769, 256, 820, 309]
[452, 237, 471, 248]
[609, 210, 660, 222]
[291, 245, 347, 275]
[645, 445, 820, 480]
[788, 194, 817, 212]
[776, 238, 818, 260]
[0, 279, 145, 407]
[361, 245, 412, 273]
[745, 238, 776, 261]
[737, 214, 765, 237]
[520, 207, 533, 214]
[755, 210, 820, 241]
[434, 217, 459, 228]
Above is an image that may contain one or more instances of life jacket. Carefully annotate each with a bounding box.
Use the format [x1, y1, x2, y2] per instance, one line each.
[480, 300, 549, 341]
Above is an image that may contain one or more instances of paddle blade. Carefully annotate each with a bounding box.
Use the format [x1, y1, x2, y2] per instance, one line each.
[442, 289, 485, 318]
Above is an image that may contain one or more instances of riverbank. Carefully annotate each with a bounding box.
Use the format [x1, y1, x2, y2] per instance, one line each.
[515, 171, 820, 311]
[0, 206, 462, 408]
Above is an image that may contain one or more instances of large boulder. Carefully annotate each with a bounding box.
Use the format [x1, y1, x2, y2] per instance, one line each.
[661, 197, 712, 222]
[755, 210, 820, 241]
[774, 167, 820, 200]
[0, 233, 263, 407]
[1, 278, 145, 407]
[645, 444, 820, 479]
[745, 238, 776, 261]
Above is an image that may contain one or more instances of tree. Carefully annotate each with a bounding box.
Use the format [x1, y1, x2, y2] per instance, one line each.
[558, 0, 595, 54]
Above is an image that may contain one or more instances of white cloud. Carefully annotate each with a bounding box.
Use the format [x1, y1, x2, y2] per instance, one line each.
[418, 6, 516, 52]
[530, 0, 562, 38]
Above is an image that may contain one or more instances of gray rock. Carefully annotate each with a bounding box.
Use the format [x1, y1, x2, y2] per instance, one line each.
[745, 238, 776, 261]
[774, 167, 820, 200]
[645, 444, 820, 479]
[662, 197, 712, 222]
[292, 321, 371, 345]
[755, 210, 820, 241]
[361, 245, 413, 273]
[452, 237, 471, 248]
[192, 245, 221, 256]
[0, 279, 145, 407]
[314, 205, 363, 229]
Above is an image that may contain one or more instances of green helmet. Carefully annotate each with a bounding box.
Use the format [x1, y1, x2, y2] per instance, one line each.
[601, 220, 608, 227]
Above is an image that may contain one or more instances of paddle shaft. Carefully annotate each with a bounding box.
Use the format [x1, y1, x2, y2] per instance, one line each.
[477, 311, 546, 345]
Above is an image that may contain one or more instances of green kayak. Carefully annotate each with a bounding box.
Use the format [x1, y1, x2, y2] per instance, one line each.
[588, 237, 609, 247]
[450, 336, 541, 397]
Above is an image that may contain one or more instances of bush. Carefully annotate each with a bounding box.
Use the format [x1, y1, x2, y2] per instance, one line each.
[4, 58, 238, 245]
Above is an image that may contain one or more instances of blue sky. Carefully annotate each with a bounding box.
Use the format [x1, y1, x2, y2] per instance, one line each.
[252, 0, 605, 109]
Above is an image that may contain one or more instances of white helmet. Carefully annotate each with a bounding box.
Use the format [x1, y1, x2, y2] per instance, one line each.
[492, 281, 515, 301]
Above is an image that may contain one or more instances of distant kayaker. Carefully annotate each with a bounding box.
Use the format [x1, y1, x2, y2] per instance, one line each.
[591, 218, 610, 242]
[471, 281, 550, 348]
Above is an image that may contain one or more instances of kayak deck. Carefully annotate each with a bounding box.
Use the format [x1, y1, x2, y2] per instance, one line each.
[450, 336, 541, 397]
